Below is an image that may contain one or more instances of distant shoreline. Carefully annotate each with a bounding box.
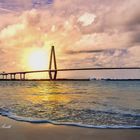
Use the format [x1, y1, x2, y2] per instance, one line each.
[0, 79, 140, 81]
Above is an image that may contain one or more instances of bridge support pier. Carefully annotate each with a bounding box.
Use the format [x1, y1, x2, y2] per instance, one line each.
[3, 74, 8, 80]
[10, 74, 12, 80]
[49, 46, 57, 80]
[19, 73, 26, 80]
[2, 74, 4, 79]
[10, 74, 16, 80]
[20, 73, 22, 79]
[23, 73, 26, 80]
[49, 70, 57, 80]
[5, 75, 8, 79]
[1, 74, 8, 80]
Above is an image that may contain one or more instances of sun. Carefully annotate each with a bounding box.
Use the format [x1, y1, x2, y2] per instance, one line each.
[23, 48, 49, 70]
[29, 50, 48, 70]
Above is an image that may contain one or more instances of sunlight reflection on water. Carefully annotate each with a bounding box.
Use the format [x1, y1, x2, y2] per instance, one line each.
[0, 80, 140, 127]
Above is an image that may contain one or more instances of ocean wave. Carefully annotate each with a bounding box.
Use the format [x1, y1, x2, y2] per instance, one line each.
[0, 108, 140, 129]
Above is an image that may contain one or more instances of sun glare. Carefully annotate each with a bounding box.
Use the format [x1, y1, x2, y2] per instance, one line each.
[23, 48, 49, 70]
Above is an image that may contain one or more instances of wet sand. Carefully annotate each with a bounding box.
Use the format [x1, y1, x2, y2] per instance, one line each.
[0, 116, 140, 140]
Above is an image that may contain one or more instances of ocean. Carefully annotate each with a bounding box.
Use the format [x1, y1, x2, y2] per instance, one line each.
[0, 80, 140, 128]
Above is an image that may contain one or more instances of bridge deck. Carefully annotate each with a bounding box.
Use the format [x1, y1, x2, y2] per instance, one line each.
[1, 67, 140, 75]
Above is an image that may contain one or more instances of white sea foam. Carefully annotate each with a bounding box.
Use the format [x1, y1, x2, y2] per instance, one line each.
[0, 109, 140, 129]
[1, 124, 12, 129]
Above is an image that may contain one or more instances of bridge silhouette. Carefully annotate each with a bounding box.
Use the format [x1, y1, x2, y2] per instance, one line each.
[0, 46, 140, 80]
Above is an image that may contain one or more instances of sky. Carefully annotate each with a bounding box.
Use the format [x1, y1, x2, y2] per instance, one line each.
[0, 0, 140, 79]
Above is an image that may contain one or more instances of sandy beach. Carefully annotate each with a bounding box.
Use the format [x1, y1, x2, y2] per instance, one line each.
[0, 116, 139, 140]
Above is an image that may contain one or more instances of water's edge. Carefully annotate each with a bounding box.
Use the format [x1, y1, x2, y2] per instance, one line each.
[0, 111, 140, 129]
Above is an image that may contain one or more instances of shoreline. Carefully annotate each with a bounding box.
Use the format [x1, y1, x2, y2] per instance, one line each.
[0, 116, 140, 140]
[0, 114, 140, 129]
[0, 79, 140, 81]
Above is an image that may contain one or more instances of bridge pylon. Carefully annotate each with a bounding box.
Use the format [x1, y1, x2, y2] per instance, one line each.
[49, 46, 57, 80]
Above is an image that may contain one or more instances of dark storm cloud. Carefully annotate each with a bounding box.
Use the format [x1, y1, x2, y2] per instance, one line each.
[65, 49, 105, 54]
[65, 49, 128, 58]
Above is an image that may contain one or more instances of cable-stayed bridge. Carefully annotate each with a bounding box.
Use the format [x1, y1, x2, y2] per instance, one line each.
[0, 46, 140, 80]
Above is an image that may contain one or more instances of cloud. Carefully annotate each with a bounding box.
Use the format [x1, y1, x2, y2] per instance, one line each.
[78, 12, 96, 26]
[65, 49, 104, 54]
[0, 0, 53, 11]
[0, 0, 139, 78]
